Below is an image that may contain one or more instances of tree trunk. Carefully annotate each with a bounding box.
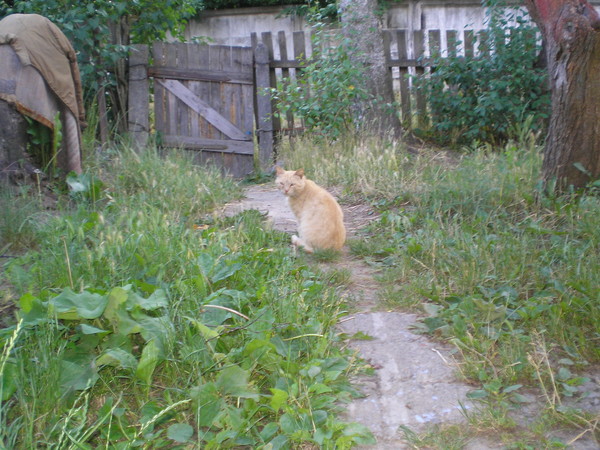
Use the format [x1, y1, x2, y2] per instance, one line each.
[525, 0, 600, 190]
[338, 0, 402, 139]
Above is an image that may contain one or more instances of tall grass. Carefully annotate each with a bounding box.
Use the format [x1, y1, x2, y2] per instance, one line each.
[278, 133, 600, 440]
[0, 145, 374, 448]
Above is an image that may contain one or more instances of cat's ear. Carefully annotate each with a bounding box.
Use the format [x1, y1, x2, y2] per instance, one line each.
[274, 166, 285, 175]
[295, 168, 305, 178]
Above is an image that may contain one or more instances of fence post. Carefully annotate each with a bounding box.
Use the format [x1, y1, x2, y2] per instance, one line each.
[254, 43, 274, 171]
[128, 44, 149, 150]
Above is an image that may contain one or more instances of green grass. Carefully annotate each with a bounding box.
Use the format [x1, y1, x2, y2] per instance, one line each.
[278, 133, 600, 444]
[0, 145, 374, 448]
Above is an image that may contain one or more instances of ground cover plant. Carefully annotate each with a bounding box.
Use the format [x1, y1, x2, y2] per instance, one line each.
[0, 146, 375, 448]
[279, 133, 599, 446]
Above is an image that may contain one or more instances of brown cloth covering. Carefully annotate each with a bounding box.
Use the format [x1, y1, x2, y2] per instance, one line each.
[0, 13, 85, 124]
[0, 14, 85, 174]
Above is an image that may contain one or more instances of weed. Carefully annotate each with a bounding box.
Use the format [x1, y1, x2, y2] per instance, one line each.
[0, 146, 374, 448]
[278, 131, 599, 445]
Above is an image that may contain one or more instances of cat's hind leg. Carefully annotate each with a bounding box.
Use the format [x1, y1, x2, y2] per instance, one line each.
[292, 235, 314, 253]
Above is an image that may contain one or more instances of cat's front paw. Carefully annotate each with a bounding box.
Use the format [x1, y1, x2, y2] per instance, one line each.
[291, 235, 313, 253]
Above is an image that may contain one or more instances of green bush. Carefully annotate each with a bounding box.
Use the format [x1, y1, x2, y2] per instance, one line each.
[416, 2, 550, 146]
[269, 7, 372, 140]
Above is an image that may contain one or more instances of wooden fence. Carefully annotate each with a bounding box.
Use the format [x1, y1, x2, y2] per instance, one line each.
[129, 28, 507, 174]
[252, 28, 494, 131]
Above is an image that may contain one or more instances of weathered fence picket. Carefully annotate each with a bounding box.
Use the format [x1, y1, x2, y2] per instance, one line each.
[129, 28, 502, 173]
[251, 28, 495, 130]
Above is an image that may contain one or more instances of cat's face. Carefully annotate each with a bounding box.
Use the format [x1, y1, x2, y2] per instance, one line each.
[275, 166, 306, 197]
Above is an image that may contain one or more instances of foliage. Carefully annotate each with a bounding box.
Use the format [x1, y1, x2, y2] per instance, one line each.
[415, 0, 550, 146]
[269, 6, 373, 141]
[0, 146, 374, 448]
[278, 131, 599, 444]
[7, 0, 200, 125]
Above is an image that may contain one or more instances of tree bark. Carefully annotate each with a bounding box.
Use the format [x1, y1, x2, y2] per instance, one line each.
[338, 0, 402, 139]
[525, 0, 600, 190]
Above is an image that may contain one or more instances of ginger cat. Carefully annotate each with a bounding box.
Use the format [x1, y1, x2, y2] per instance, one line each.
[275, 166, 346, 253]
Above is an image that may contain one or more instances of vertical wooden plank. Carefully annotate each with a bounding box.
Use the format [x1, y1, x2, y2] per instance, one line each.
[277, 31, 294, 132]
[292, 31, 306, 61]
[165, 44, 178, 137]
[186, 44, 199, 138]
[176, 42, 189, 138]
[241, 47, 255, 137]
[196, 45, 212, 140]
[413, 30, 427, 127]
[261, 32, 280, 135]
[225, 46, 239, 175]
[239, 46, 255, 176]
[464, 30, 475, 58]
[209, 45, 223, 141]
[447, 30, 458, 57]
[428, 29, 441, 80]
[292, 30, 307, 134]
[397, 29, 411, 125]
[255, 43, 274, 170]
[428, 29, 441, 58]
[152, 42, 166, 142]
[128, 44, 149, 150]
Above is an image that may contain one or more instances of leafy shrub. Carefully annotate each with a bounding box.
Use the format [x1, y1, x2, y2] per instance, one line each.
[416, 1, 550, 146]
[269, 7, 372, 140]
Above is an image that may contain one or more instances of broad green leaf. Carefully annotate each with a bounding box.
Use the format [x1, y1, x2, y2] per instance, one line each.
[502, 384, 522, 394]
[557, 367, 572, 381]
[307, 366, 321, 378]
[201, 289, 247, 326]
[259, 422, 279, 441]
[131, 289, 168, 311]
[279, 414, 298, 434]
[216, 366, 258, 399]
[79, 323, 107, 335]
[269, 388, 289, 412]
[190, 383, 223, 427]
[196, 253, 214, 276]
[314, 426, 334, 445]
[167, 423, 193, 443]
[60, 359, 99, 392]
[189, 318, 219, 340]
[135, 340, 160, 385]
[18, 296, 48, 325]
[211, 262, 242, 283]
[267, 435, 289, 450]
[466, 389, 489, 399]
[19, 293, 37, 313]
[97, 348, 138, 371]
[341, 422, 377, 445]
[104, 286, 130, 325]
[48, 288, 107, 320]
[134, 313, 172, 357]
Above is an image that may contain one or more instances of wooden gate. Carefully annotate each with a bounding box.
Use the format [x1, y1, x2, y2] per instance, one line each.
[128, 43, 273, 178]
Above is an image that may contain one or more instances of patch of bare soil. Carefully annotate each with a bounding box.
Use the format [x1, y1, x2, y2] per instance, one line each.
[221, 182, 600, 449]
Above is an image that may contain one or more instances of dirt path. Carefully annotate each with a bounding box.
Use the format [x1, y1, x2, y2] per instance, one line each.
[221, 184, 481, 447]
[221, 183, 598, 449]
